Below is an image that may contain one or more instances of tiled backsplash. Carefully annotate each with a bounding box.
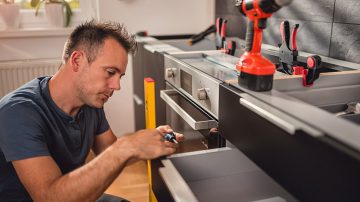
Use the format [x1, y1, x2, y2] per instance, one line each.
[216, 0, 360, 64]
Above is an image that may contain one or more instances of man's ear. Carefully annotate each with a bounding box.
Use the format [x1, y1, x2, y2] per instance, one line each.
[69, 51, 84, 72]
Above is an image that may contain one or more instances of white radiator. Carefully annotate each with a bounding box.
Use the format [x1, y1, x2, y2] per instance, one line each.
[0, 59, 61, 98]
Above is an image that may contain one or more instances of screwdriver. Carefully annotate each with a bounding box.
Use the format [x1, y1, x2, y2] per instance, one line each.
[165, 132, 178, 144]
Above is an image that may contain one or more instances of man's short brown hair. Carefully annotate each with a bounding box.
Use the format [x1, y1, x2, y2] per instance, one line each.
[62, 20, 137, 64]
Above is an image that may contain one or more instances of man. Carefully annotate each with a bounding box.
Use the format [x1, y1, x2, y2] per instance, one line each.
[0, 20, 183, 202]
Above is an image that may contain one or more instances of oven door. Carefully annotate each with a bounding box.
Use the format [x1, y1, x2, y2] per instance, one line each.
[160, 83, 224, 151]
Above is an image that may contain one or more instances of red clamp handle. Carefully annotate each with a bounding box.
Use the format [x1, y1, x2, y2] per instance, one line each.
[216, 18, 221, 35]
[221, 19, 227, 38]
[291, 24, 299, 51]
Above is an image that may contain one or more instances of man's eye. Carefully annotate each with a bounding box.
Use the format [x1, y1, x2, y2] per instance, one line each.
[107, 69, 116, 75]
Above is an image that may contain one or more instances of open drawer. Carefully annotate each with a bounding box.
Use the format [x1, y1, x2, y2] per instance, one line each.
[159, 148, 297, 202]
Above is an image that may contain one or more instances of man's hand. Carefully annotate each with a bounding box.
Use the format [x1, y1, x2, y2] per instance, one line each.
[156, 125, 185, 143]
[116, 125, 184, 161]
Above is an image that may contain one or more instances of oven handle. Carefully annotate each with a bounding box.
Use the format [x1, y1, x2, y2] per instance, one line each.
[132, 94, 143, 106]
[160, 89, 218, 130]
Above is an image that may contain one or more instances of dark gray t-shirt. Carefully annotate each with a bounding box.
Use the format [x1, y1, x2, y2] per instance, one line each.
[0, 76, 110, 201]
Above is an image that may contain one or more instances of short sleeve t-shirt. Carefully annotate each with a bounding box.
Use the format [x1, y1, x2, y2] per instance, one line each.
[0, 76, 110, 201]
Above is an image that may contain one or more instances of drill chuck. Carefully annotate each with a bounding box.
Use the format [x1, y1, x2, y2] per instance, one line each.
[260, 0, 293, 13]
[236, 0, 292, 14]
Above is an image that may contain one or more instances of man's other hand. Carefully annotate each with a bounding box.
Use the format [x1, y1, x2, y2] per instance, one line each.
[156, 125, 185, 143]
[117, 125, 184, 161]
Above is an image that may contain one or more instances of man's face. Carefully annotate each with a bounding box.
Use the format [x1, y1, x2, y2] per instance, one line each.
[76, 38, 128, 108]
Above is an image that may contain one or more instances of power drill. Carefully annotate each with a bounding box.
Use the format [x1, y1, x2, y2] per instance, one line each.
[235, 0, 292, 91]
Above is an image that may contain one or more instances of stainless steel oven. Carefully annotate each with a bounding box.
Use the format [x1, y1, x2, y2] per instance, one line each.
[152, 51, 238, 201]
[161, 85, 220, 152]
[161, 51, 227, 152]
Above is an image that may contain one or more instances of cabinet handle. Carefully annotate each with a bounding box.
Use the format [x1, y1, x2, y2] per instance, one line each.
[133, 94, 143, 106]
[239, 96, 322, 137]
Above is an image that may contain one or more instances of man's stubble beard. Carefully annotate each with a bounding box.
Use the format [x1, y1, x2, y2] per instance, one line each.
[75, 77, 104, 109]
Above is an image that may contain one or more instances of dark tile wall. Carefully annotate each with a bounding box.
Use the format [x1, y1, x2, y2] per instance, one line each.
[215, 0, 360, 64]
[330, 23, 360, 62]
[215, 0, 247, 38]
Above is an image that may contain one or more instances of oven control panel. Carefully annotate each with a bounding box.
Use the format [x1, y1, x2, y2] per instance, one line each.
[164, 54, 221, 118]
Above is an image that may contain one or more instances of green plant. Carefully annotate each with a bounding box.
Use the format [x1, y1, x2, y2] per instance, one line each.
[30, 0, 72, 27]
[1, 0, 15, 3]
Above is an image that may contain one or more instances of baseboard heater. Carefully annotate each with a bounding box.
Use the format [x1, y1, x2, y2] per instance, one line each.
[0, 59, 61, 98]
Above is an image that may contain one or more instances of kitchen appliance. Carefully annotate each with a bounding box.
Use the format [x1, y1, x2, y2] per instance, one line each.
[133, 37, 225, 201]
[132, 36, 216, 131]
[146, 50, 242, 201]
[162, 51, 232, 150]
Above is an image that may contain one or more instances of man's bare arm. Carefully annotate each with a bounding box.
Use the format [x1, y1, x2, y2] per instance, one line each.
[12, 127, 179, 202]
[92, 129, 117, 155]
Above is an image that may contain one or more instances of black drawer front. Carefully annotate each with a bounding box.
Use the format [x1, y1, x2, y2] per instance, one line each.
[219, 83, 360, 202]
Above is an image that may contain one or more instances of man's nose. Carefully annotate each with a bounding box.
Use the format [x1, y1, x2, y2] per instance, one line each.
[110, 77, 121, 91]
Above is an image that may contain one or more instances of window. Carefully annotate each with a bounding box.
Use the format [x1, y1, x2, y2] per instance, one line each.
[0, 0, 94, 30]
[15, 0, 80, 10]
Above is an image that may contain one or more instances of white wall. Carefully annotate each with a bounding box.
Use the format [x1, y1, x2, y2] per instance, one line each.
[0, 31, 70, 61]
[99, 0, 215, 136]
[97, 0, 215, 35]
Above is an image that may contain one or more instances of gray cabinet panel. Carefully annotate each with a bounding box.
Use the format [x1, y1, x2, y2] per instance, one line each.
[334, 0, 360, 24]
[330, 23, 360, 63]
[263, 19, 332, 56]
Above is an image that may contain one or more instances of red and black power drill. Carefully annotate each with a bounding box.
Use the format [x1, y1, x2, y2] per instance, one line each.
[235, 0, 292, 91]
